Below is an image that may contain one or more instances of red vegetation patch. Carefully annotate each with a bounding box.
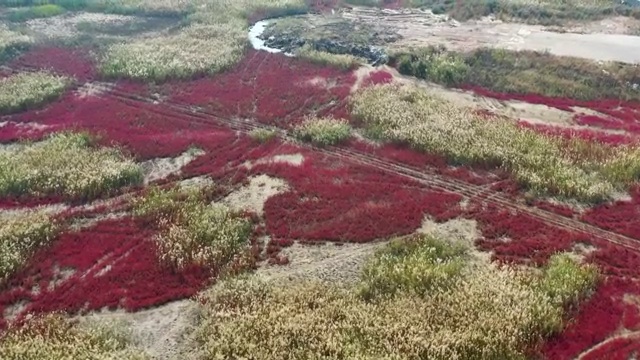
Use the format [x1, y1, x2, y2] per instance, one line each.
[0, 195, 65, 210]
[362, 70, 394, 87]
[3, 93, 229, 160]
[582, 186, 640, 241]
[0, 122, 60, 143]
[465, 85, 640, 139]
[261, 158, 463, 243]
[469, 202, 587, 265]
[519, 121, 637, 146]
[10, 47, 97, 81]
[532, 200, 576, 218]
[5, 49, 640, 357]
[180, 135, 464, 243]
[306, 0, 340, 12]
[575, 113, 640, 136]
[131, 50, 355, 128]
[542, 278, 638, 360]
[0, 218, 211, 330]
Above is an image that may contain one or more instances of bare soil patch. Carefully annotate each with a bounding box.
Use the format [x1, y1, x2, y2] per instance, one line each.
[256, 241, 386, 286]
[78, 300, 199, 360]
[342, 7, 640, 64]
[221, 175, 289, 216]
[244, 153, 305, 168]
[381, 66, 579, 125]
[75, 81, 113, 98]
[141, 148, 205, 185]
[549, 16, 640, 35]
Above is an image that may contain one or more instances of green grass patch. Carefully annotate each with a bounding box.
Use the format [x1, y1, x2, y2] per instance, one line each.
[358, 235, 468, 300]
[7, 4, 66, 22]
[292, 116, 352, 146]
[295, 44, 363, 70]
[249, 128, 278, 143]
[0, 133, 143, 199]
[0, 72, 70, 114]
[132, 186, 252, 270]
[0, 210, 57, 284]
[0, 26, 31, 63]
[392, 46, 640, 101]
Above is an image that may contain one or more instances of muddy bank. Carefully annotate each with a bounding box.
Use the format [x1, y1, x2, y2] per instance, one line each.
[256, 15, 397, 65]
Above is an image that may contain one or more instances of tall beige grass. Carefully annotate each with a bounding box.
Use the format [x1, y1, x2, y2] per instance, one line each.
[0, 314, 149, 360]
[0, 72, 69, 114]
[133, 187, 251, 270]
[195, 235, 598, 359]
[350, 83, 640, 202]
[0, 133, 142, 199]
[0, 210, 57, 283]
[101, 0, 307, 81]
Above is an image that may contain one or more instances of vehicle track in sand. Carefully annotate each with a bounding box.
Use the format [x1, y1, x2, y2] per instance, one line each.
[98, 82, 640, 252]
[5, 64, 640, 253]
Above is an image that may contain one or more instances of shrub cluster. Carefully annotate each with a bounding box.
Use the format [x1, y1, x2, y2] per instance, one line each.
[133, 187, 251, 270]
[249, 128, 278, 143]
[296, 44, 363, 70]
[292, 116, 352, 146]
[0, 314, 149, 360]
[195, 235, 597, 359]
[0, 210, 57, 284]
[0, 133, 143, 199]
[0, 25, 31, 61]
[0, 72, 69, 114]
[350, 83, 640, 201]
[100, 0, 308, 81]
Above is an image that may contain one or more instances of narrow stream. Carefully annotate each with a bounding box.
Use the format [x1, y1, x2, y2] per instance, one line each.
[248, 19, 294, 56]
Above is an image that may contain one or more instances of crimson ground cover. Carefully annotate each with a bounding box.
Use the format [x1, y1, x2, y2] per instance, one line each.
[519, 120, 637, 146]
[0, 217, 211, 330]
[2, 48, 640, 358]
[465, 84, 640, 139]
[10, 47, 97, 81]
[128, 50, 355, 128]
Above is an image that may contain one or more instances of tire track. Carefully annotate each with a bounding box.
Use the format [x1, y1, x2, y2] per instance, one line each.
[99, 85, 640, 252]
[6, 65, 640, 252]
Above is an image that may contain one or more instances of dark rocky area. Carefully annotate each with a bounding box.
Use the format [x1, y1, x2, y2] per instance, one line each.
[261, 34, 389, 65]
[258, 16, 400, 66]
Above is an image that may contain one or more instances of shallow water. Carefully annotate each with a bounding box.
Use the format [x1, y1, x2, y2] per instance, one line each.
[248, 20, 295, 56]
